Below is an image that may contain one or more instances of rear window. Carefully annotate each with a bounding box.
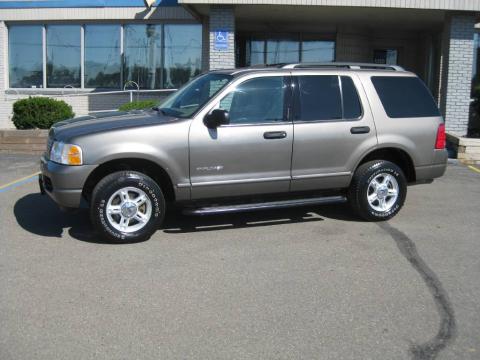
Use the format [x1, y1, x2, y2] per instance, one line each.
[371, 76, 440, 118]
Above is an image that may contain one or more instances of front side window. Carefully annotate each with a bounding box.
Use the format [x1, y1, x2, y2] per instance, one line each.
[371, 76, 440, 118]
[124, 24, 162, 89]
[294, 75, 342, 121]
[46, 25, 81, 88]
[218, 76, 287, 124]
[8, 25, 43, 88]
[84, 25, 121, 88]
[159, 73, 233, 118]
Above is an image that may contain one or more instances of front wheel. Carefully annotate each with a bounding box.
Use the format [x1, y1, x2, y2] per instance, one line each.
[90, 171, 165, 243]
[348, 160, 407, 221]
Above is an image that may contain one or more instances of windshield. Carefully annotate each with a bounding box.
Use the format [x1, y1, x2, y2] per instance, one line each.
[158, 73, 233, 118]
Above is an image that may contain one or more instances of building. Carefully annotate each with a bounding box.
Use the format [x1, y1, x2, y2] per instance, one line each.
[0, 0, 479, 135]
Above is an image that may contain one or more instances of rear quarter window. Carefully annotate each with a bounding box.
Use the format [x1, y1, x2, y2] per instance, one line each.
[371, 76, 440, 118]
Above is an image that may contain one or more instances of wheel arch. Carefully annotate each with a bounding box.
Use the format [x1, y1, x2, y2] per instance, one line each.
[82, 158, 176, 203]
[355, 147, 416, 183]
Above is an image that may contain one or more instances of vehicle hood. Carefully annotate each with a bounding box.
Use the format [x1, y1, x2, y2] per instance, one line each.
[50, 110, 179, 142]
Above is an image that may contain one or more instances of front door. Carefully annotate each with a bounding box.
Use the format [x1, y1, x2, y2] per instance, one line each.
[189, 74, 293, 199]
[290, 73, 377, 191]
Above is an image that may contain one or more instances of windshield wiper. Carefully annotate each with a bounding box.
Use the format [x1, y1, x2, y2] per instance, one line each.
[156, 107, 183, 117]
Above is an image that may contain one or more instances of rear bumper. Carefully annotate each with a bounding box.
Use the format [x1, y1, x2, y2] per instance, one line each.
[39, 156, 97, 208]
[414, 149, 448, 182]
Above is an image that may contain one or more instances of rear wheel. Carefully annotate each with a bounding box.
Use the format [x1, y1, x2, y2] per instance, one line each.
[348, 160, 407, 221]
[90, 171, 165, 243]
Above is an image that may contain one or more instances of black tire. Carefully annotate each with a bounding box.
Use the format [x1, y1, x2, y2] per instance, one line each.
[90, 171, 165, 243]
[348, 160, 407, 221]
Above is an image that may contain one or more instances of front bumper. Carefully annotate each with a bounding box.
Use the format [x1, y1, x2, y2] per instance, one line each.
[39, 156, 97, 208]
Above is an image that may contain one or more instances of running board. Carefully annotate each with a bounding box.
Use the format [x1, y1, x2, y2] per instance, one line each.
[183, 195, 347, 216]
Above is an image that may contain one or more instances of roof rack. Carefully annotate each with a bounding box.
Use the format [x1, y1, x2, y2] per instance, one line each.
[281, 62, 405, 71]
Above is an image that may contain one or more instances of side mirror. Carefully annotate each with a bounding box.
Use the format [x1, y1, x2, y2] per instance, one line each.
[204, 109, 229, 128]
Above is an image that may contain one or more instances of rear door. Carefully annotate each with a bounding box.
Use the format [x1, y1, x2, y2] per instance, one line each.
[290, 73, 377, 191]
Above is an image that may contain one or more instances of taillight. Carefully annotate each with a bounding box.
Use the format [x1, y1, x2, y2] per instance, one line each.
[435, 123, 446, 149]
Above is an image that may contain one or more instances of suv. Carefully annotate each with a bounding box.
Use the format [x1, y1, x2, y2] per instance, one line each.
[39, 63, 447, 243]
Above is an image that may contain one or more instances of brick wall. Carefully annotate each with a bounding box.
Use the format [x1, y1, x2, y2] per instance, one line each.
[439, 14, 476, 135]
[209, 6, 235, 70]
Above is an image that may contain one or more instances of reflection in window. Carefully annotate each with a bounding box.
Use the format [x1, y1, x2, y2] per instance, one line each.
[163, 25, 202, 89]
[266, 40, 299, 64]
[295, 76, 342, 121]
[220, 77, 285, 124]
[246, 39, 335, 65]
[8, 26, 43, 88]
[46, 25, 81, 88]
[249, 40, 265, 65]
[302, 41, 335, 62]
[124, 24, 162, 89]
[85, 25, 121, 88]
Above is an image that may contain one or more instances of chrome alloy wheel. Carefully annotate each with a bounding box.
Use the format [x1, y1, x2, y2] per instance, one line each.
[105, 187, 152, 233]
[367, 173, 399, 212]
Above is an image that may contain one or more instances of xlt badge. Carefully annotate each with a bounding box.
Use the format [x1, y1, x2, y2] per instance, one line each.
[196, 165, 224, 172]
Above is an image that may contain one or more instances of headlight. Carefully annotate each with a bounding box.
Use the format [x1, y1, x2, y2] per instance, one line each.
[50, 141, 83, 166]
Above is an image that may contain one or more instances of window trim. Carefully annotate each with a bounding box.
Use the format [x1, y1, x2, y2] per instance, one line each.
[216, 75, 293, 127]
[6, 21, 202, 91]
[292, 75, 364, 124]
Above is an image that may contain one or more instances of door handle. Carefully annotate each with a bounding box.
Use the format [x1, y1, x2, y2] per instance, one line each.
[350, 126, 370, 134]
[264, 131, 287, 139]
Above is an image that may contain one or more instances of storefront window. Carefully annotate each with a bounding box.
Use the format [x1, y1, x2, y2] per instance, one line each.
[249, 40, 264, 66]
[8, 23, 202, 89]
[373, 49, 398, 65]
[124, 24, 162, 90]
[302, 41, 335, 62]
[266, 40, 299, 64]
[85, 25, 121, 88]
[46, 25, 81, 88]
[8, 25, 43, 88]
[163, 24, 202, 89]
[246, 38, 335, 65]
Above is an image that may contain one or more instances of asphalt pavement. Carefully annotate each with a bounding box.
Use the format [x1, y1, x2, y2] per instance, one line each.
[0, 153, 479, 360]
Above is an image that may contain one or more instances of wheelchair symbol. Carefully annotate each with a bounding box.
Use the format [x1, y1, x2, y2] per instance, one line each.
[216, 32, 227, 42]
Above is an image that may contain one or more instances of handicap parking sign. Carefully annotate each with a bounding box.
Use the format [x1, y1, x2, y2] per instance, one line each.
[214, 30, 229, 50]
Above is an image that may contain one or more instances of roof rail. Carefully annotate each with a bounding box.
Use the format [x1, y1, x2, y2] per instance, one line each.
[282, 62, 405, 71]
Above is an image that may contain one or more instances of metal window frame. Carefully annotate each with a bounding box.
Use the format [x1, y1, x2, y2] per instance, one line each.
[6, 21, 202, 91]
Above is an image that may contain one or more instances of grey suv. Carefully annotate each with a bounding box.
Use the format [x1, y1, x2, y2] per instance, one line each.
[39, 63, 447, 243]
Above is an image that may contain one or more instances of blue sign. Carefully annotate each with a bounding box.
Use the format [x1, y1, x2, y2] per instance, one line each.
[214, 30, 229, 51]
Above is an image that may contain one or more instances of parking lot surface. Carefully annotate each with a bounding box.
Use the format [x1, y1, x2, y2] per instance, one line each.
[0, 154, 479, 360]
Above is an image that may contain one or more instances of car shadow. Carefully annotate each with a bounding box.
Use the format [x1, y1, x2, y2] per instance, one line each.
[14, 193, 360, 244]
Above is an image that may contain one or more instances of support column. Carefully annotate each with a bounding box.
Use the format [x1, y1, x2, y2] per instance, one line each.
[439, 13, 476, 135]
[0, 21, 12, 129]
[208, 6, 235, 70]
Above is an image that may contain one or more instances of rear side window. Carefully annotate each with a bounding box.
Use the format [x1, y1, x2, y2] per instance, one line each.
[341, 76, 362, 119]
[371, 76, 440, 118]
[295, 75, 342, 121]
[294, 75, 362, 122]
